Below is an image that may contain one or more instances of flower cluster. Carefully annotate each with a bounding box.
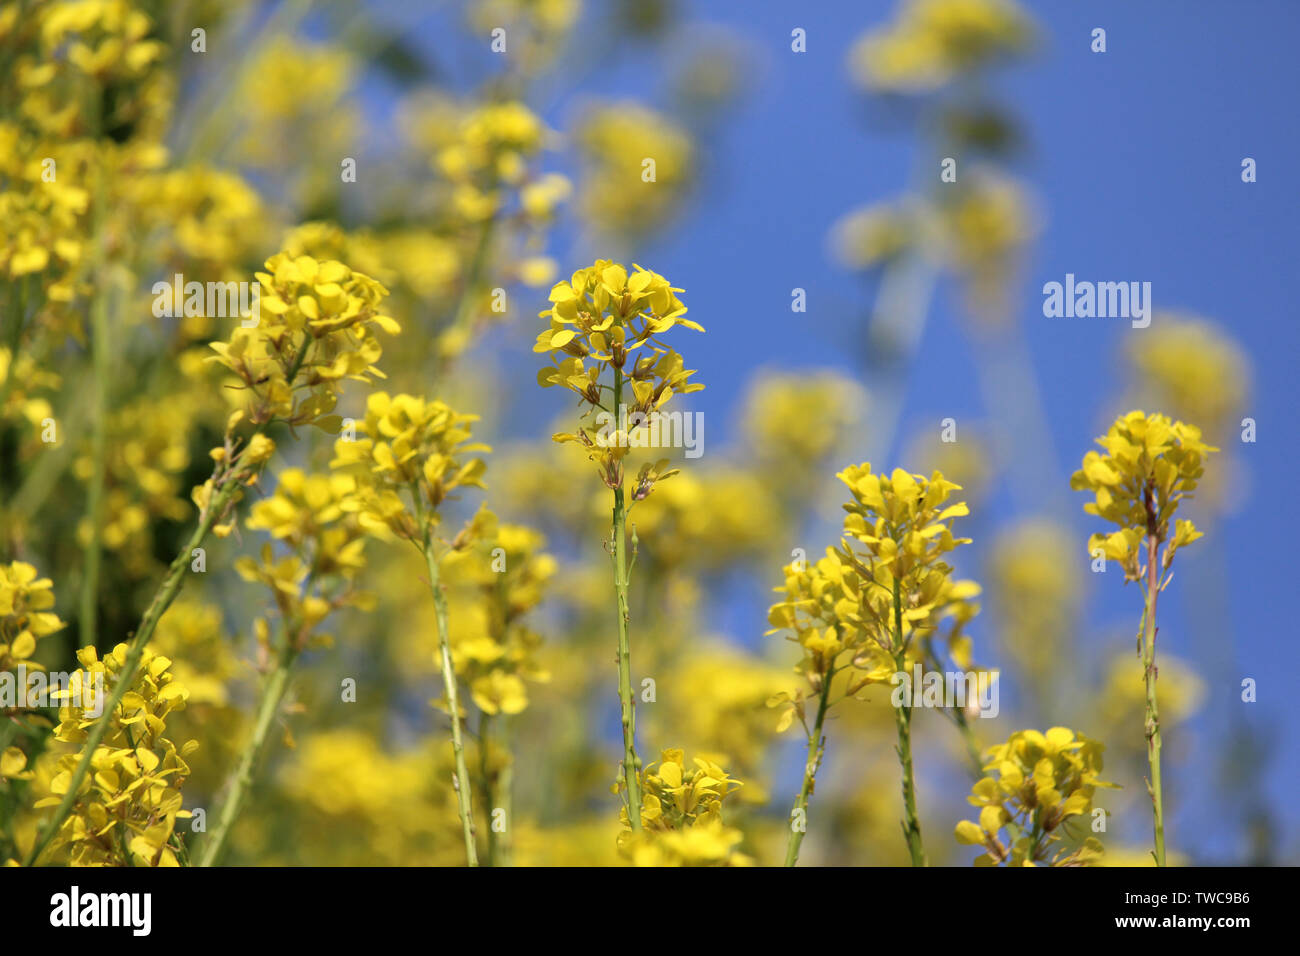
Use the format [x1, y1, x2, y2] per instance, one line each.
[955, 727, 1113, 866]
[237, 468, 375, 651]
[1071, 410, 1217, 579]
[330, 392, 489, 542]
[536, 260, 703, 492]
[618, 749, 750, 867]
[436, 101, 552, 222]
[36, 644, 195, 866]
[0, 561, 65, 678]
[767, 468, 978, 724]
[208, 252, 399, 431]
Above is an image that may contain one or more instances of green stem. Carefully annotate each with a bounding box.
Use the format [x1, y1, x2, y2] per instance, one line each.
[783, 666, 833, 866]
[23, 473, 247, 866]
[611, 365, 642, 830]
[198, 636, 298, 866]
[892, 576, 926, 866]
[423, 536, 479, 867]
[479, 712, 512, 867]
[79, 264, 111, 651]
[1142, 532, 1167, 867]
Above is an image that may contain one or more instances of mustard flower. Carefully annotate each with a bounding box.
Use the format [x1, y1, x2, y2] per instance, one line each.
[1071, 410, 1217, 581]
[535, 260, 702, 492]
[771, 465, 974, 866]
[0, 561, 65, 677]
[199, 466, 375, 866]
[617, 749, 751, 867]
[331, 391, 491, 866]
[954, 727, 1114, 867]
[535, 259, 703, 834]
[1072, 410, 1216, 867]
[208, 252, 398, 428]
[34, 644, 195, 867]
[574, 103, 694, 239]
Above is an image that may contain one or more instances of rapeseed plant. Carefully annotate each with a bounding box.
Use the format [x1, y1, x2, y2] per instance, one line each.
[331, 392, 490, 866]
[1071, 410, 1217, 866]
[770, 465, 972, 866]
[197, 469, 374, 866]
[24, 250, 395, 865]
[534, 259, 703, 832]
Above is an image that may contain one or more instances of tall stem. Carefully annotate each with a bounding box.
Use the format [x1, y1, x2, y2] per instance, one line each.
[1142, 531, 1167, 866]
[24, 473, 246, 866]
[423, 536, 479, 866]
[892, 576, 926, 866]
[79, 170, 113, 651]
[199, 636, 298, 866]
[611, 365, 642, 830]
[783, 668, 833, 866]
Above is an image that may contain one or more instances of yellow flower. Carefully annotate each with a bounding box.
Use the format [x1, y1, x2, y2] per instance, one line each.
[1071, 410, 1217, 579]
[0, 561, 65, 674]
[330, 392, 489, 540]
[34, 644, 195, 867]
[535, 260, 703, 493]
[617, 749, 751, 867]
[955, 726, 1114, 866]
[208, 252, 398, 430]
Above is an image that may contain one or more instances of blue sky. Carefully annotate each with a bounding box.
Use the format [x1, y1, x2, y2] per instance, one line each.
[352, 0, 1300, 861]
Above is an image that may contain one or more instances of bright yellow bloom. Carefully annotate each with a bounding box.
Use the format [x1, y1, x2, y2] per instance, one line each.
[617, 749, 751, 867]
[0, 561, 65, 675]
[208, 252, 399, 430]
[35, 644, 195, 866]
[1071, 410, 1217, 579]
[536, 260, 703, 493]
[330, 392, 490, 541]
[955, 726, 1114, 866]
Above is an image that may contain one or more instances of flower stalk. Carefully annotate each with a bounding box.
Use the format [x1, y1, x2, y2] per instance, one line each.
[611, 364, 642, 831]
[892, 576, 926, 867]
[1142, 514, 1166, 867]
[422, 528, 479, 867]
[783, 668, 832, 866]
[199, 634, 299, 867]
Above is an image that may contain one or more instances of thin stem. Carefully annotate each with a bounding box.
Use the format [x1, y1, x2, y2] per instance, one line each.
[479, 712, 513, 867]
[198, 634, 298, 866]
[1143, 531, 1167, 866]
[79, 154, 114, 651]
[420, 528, 479, 866]
[783, 666, 833, 866]
[611, 364, 642, 830]
[79, 265, 111, 651]
[23, 473, 247, 866]
[892, 576, 926, 866]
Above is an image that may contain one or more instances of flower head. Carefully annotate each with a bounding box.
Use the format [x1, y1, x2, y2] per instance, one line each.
[955, 726, 1114, 866]
[1071, 410, 1217, 578]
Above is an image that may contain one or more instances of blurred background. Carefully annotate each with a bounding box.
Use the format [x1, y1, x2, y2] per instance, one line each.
[2, 0, 1296, 865]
